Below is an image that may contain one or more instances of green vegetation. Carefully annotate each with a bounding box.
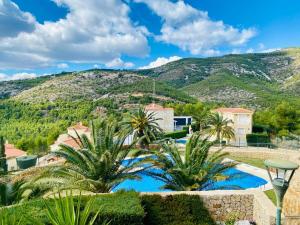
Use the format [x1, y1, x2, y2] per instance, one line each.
[39, 119, 146, 193]
[246, 133, 271, 147]
[264, 190, 276, 205]
[206, 113, 235, 147]
[228, 155, 265, 169]
[254, 102, 300, 136]
[164, 129, 188, 139]
[141, 194, 215, 225]
[144, 134, 236, 191]
[30, 192, 105, 225]
[0, 137, 7, 174]
[0, 191, 144, 225]
[122, 108, 163, 148]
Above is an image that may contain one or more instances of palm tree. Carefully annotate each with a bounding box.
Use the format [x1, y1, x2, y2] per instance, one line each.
[38, 119, 148, 193]
[206, 113, 235, 146]
[122, 108, 163, 149]
[144, 134, 237, 191]
[192, 108, 210, 132]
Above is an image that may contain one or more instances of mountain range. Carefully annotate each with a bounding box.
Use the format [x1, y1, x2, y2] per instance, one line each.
[1, 48, 300, 108]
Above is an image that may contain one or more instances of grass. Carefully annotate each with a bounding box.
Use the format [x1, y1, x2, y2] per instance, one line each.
[264, 190, 276, 205]
[228, 155, 266, 169]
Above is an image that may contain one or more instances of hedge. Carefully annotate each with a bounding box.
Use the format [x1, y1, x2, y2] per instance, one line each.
[164, 130, 187, 139]
[246, 133, 271, 146]
[0, 191, 144, 225]
[141, 194, 215, 225]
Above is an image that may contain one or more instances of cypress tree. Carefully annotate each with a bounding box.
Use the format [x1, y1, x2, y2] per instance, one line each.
[0, 136, 8, 174]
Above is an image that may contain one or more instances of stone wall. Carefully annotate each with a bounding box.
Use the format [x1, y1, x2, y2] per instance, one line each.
[142, 190, 276, 224]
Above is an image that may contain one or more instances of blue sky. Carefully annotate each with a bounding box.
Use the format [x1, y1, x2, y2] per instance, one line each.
[1, 0, 300, 80]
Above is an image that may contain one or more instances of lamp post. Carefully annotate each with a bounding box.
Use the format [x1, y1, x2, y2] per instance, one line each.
[264, 159, 299, 225]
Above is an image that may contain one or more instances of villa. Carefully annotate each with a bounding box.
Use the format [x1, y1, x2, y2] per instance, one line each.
[4, 143, 27, 171]
[213, 107, 254, 146]
[50, 122, 91, 151]
[145, 103, 175, 132]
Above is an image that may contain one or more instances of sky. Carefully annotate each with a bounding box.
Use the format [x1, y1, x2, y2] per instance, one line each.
[1, 0, 300, 80]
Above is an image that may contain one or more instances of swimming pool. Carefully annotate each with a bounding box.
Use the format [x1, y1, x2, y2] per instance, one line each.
[114, 158, 268, 192]
[175, 139, 188, 144]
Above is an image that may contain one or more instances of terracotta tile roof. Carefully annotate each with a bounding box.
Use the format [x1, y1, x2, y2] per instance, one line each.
[62, 138, 81, 149]
[68, 122, 90, 132]
[5, 144, 26, 158]
[145, 103, 173, 111]
[214, 107, 254, 114]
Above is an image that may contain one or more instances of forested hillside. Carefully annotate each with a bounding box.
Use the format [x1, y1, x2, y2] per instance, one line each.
[1, 48, 300, 153]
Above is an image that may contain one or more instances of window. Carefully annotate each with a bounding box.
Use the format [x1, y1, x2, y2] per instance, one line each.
[237, 114, 250, 125]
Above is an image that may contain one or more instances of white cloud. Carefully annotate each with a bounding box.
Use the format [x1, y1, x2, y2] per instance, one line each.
[0, 0, 149, 69]
[105, 58, 134, 68]
[246, 48, 254, 53]
[93, 64, 100, 68]
[0, 0, 36, 38]
[57, 63, 69, 69]
[0, 72, 37, 81]
[260, 48, 281, 53]
[139, 56, 182, 69]
[135, 0, 256, 56]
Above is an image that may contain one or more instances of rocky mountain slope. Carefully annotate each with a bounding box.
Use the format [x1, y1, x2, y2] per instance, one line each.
[1, 48, 300, 108]
[142, 48, 300, 107]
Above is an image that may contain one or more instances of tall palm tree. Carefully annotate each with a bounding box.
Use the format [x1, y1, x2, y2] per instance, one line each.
[206, 113, 235, 146]
[122, 108, 163, 148]
[38, 119, 148, 193]
[144, 134, 237, 191]
[192, 108, 210, 132]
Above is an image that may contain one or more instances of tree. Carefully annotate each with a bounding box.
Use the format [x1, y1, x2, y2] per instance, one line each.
[192, 107, 210, 132]
[144, 134, 237, 191]
[122, 108, 163, 149]
[39, 119, 148, 193]
[206, 113, 235, 146]
[0, 136, 8, 175]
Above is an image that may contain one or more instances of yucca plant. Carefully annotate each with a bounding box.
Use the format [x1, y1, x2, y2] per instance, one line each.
[144, 133, 237, 191]
[122, 108, 163, 149]
[36, 119, 149, 193]
[27, 192, 108, 225]
[0, 210, 23, 225]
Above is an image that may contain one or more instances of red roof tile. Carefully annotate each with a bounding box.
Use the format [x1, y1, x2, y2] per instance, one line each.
[5, 144, 26, 158]
[214, 108, 254, 114]
[145, 103, 173, 111]
[62, 138, 81, 149]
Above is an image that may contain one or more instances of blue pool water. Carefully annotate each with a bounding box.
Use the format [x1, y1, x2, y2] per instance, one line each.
[114, 158, 268, 192]
[175, 139, 188, 144]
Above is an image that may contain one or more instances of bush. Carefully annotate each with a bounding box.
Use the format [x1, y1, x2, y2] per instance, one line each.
[141, 194, 215, 225]
[247, 133, 271, 146]
[164, 130, 187, 139]
[0, 191, 144, 225]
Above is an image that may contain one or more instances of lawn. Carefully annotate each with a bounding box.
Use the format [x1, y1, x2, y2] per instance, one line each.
[264, 190, 276, 205]
[228, 155, 266, 169]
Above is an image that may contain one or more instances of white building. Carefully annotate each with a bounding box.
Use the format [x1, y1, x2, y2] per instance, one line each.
[50, 122, 91, 151]
[4, 143, 27, 171]
[213, 108, 254, 146]
[145, 104, 174, 132]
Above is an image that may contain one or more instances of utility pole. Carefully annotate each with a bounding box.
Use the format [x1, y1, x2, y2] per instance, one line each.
[152, 79, 156, 104]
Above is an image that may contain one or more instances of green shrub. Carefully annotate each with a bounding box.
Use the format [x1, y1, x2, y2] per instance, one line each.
[164, 130, 187, 139]
[246, 133, 271, 146]
[0, 191, 144, 225]
[141, 194, 216, 225]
